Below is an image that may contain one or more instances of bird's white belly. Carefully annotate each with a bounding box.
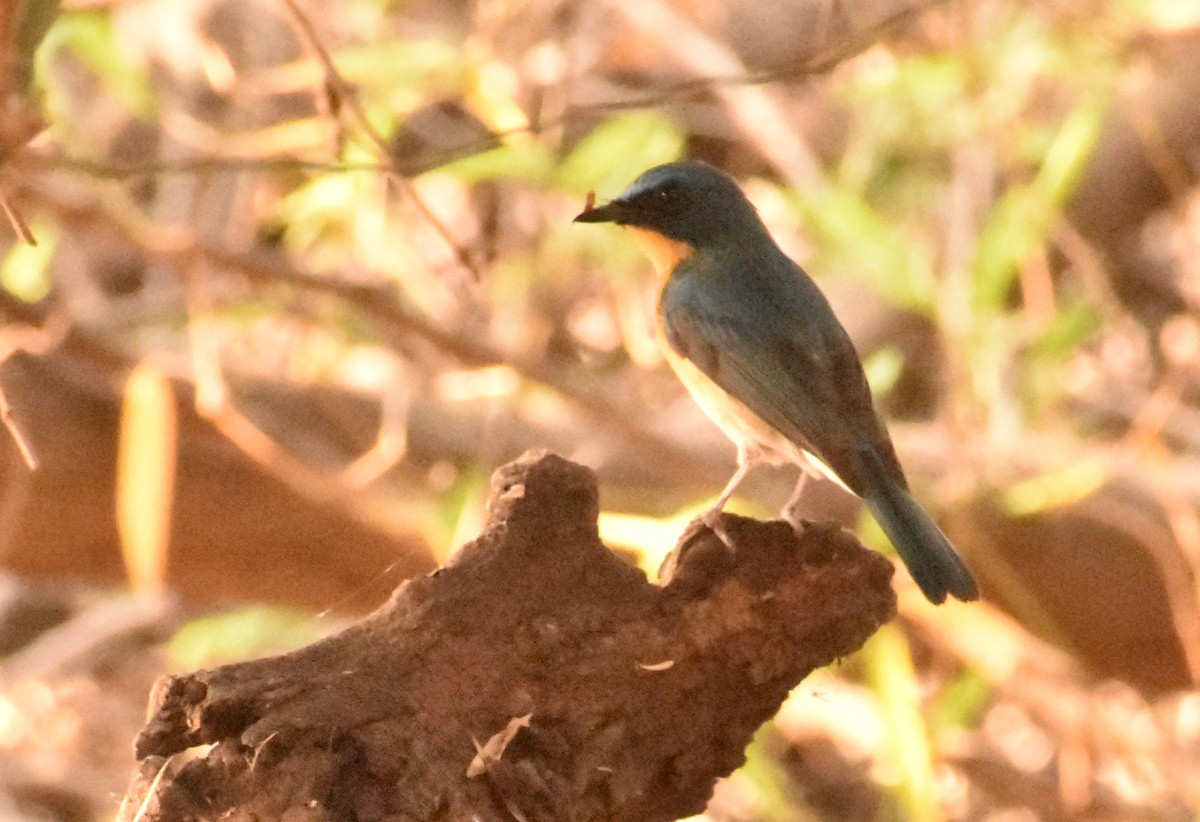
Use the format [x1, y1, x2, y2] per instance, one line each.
[664, 345, 792, 459]
[660, 337, 852, 491]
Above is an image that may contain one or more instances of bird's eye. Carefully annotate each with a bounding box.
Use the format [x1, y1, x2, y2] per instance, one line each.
[632, 186, 677, 208]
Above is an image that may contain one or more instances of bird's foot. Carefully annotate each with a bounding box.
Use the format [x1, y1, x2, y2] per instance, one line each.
[780, 500, 801, 528]
[781, 501, 814, 533]
[780, 471, 811, 526]
[701, 509, 736, 552]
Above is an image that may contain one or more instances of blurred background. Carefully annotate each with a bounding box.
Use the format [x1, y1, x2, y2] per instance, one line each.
[1, 0, 1199, 818]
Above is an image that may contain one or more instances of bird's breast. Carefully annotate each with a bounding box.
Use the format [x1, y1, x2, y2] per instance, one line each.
[625, 227, 696, 283]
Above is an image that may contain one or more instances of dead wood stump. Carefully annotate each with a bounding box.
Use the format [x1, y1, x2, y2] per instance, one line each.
[118, 450, 896, 821]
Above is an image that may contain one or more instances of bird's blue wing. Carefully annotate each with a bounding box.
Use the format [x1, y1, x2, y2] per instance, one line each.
[660, 268, 902, 496]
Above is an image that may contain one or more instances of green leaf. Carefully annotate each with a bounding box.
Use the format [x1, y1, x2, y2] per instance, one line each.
[1032, 299, 1100, 361]
[340, 40, 466, 137]
[1002, 457, 1107, 516]
[970, 186, 1045, 312]
[861, 624, 940, 821]
[35, 11, 156, 118]
[429, 141, 555, 185]
[0, 221, 56, 302]
[1036, 92, 1109, 203]
[277, 173, 363, 252]
[735, 725, 809, 820]
[797, 187, 937, 312]
[930, 669, 991, 734]
[14, 0, 60, 92]
[555, 112, 684, 196]
[863, 345, 905, 399]
[336, 39, 462, 91]
[168, 606, 326, 669]
[971, 92, 1108, 311]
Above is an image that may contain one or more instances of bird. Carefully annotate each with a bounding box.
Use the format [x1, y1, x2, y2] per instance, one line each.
[574, 160, 979, 604]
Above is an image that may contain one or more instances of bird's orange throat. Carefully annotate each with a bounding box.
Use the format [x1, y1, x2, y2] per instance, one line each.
[625, 227, 695, 280]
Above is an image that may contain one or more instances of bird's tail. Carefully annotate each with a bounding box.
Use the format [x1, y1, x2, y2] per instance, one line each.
[858, 447, 979, 604]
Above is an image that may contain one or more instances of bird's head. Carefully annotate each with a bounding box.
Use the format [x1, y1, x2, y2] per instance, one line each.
[573, 161, 765, 249]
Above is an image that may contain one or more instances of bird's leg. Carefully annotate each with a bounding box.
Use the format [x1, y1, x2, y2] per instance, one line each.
[781, 470, 809, 526]
[701, 445, 758, 550]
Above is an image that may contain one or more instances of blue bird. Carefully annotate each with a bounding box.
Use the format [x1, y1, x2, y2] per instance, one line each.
[575, 161, 978, 604]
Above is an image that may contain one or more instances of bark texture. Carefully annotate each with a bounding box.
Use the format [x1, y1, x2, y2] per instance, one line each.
[119, 450, 896, 822]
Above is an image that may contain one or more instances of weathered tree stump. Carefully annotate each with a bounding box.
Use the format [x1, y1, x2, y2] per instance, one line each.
[118, 450, 895, 821]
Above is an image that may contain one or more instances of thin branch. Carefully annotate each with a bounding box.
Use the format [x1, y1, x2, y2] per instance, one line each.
[185, 237, 693, 471]
[1142, 444, 1200, 683]
[597, 0, 823, 189]
[24, 181, 709, 479]
[278, 0, 482, 279]
[0, 312, 71, 471]
[0, 185, 37, 245]
[338, 370, 410, 490]
[23, 152, 387, 178]
[181, 252, 412, 505]
[0, 378, 37, 469]
[580, 0, 951, 113]
[23, 144, 489, 182]
[23, 0, 949, 187]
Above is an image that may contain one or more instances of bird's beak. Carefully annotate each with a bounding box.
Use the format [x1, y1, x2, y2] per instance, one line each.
[573, 199, 626, 224]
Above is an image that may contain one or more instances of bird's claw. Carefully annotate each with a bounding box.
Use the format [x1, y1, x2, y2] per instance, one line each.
[701, 510, 736, 552]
